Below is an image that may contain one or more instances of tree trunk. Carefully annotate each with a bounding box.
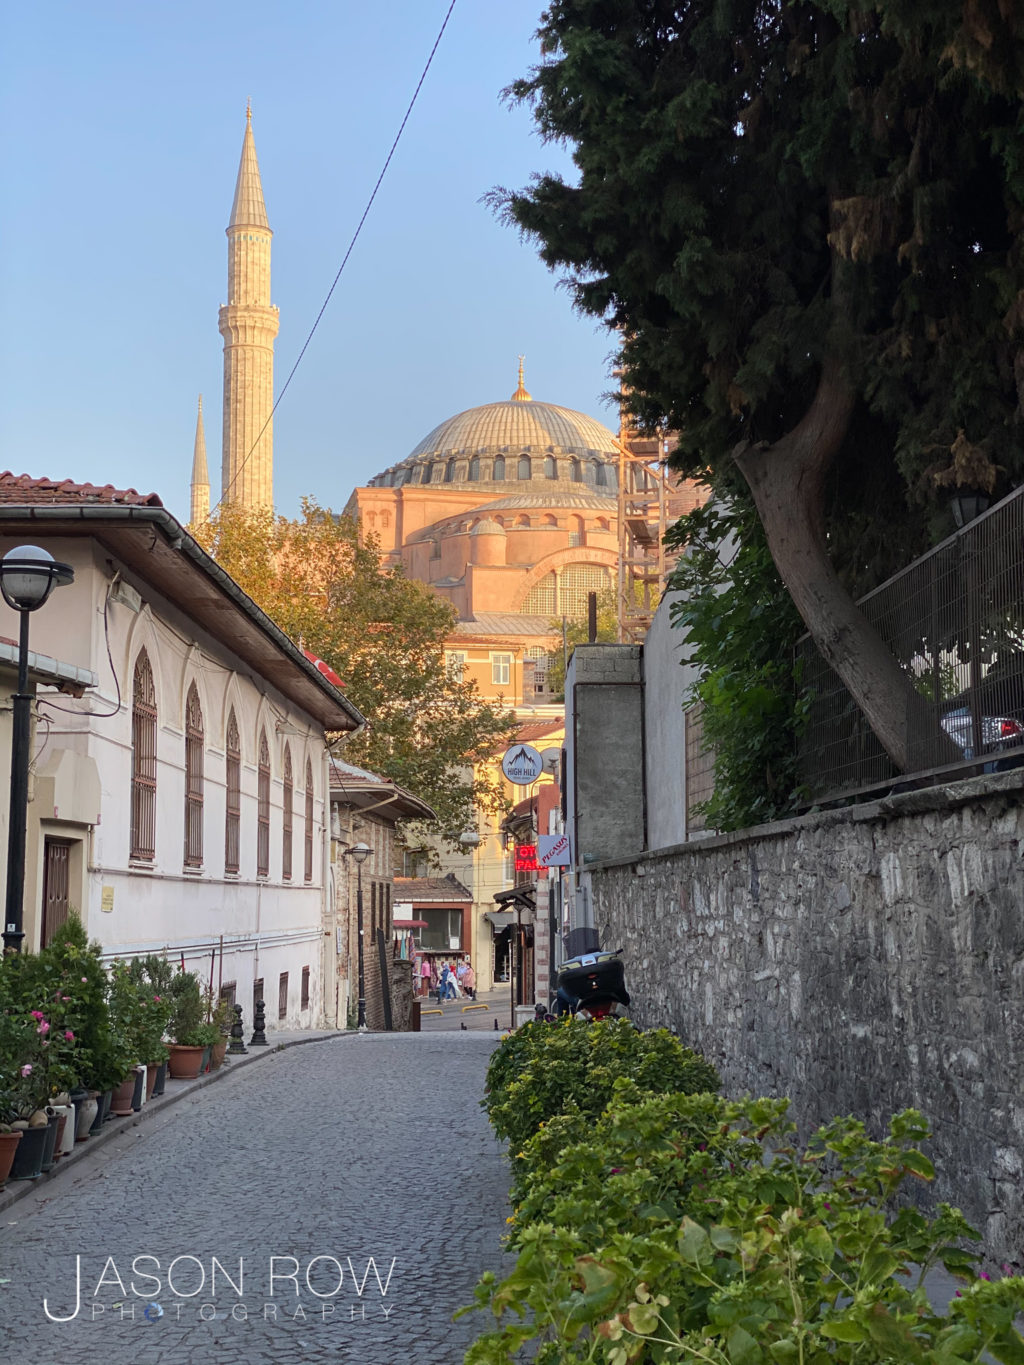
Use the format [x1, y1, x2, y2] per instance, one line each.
[734, 356, 955, 774]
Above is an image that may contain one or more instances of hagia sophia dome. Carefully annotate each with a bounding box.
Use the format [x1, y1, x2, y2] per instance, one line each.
[366, 366, 620, 495]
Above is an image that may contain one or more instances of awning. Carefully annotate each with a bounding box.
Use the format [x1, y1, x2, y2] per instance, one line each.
[484, 910, 515, 931]
[393, 919, 427, 929]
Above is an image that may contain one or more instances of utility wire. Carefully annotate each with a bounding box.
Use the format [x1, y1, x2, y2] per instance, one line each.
[215, 0, 458, 515]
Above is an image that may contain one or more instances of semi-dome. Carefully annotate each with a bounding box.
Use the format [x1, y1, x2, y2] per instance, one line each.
[367, 367, 620, 496]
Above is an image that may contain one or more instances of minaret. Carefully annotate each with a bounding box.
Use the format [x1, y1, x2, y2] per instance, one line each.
[218, 103, 279, 511]
[190, 396, 210, 525]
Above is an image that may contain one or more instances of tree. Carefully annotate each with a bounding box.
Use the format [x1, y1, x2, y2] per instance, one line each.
[194, 502, 518, 848]
[495, 0, 1024, 771]
[546, 591, 619, 700]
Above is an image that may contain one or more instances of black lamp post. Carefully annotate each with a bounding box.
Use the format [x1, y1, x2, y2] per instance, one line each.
[0, 546, 74, 954]
[346, 841, 371, 1029]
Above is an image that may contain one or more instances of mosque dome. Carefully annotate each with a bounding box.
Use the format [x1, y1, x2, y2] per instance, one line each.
[367, 364, 620, 497]
[470, 518, 506, 536]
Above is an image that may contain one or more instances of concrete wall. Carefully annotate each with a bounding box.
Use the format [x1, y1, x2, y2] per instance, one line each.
[643, 590, 702, 851]
[584, 768, 1024, 1266]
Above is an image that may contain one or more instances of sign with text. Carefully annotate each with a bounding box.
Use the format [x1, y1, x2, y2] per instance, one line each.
[538, 834, 571, 867]
[514, 843, 539, 871]
[501, 743, 543, 785]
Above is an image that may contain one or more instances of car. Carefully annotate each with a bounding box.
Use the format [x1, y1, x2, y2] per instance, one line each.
[941, 706, 1024, 760]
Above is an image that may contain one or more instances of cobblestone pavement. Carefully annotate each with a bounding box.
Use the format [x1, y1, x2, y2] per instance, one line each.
[0, 1033, 510, 1364]
[419, 987, 517, 1033]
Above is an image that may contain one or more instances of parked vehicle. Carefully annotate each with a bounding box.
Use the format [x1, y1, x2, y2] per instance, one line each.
[554, 950, 630, 1021]
[941, 706, 1024, 760]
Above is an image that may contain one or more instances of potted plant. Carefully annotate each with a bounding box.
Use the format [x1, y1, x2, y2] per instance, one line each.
[128, 956, 174, 1096]
[167, 971, 207, 1079]
[203, 988, 234, 1071]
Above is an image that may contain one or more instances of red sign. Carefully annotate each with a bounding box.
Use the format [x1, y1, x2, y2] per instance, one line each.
[514, 843, 538, 871]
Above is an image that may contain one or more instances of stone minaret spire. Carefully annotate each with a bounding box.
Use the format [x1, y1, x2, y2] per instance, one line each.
[190, 395, 210, 524]
[218, 103, 279, 511]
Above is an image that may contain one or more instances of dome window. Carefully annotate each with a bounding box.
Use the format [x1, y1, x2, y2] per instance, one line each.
[570, 458, 582, 483]
[444, 458, 455, 483]
[517, 455, 531, 480]
[492, 455, 506, 480]
[468, 456, 480, 482]
[422, 462, 434, 485]
[595, 463, 608, 487]
[544, 455, 557, 479]
[585, 460, 599, 484]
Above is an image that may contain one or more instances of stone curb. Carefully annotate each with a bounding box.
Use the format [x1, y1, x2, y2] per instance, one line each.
[0, 1029, 354, 1216]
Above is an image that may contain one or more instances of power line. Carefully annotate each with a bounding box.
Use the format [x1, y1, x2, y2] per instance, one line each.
[214, 0, 458, 516]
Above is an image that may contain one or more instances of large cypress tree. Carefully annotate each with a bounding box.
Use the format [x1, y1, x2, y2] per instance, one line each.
[496, 0, 1024, 769]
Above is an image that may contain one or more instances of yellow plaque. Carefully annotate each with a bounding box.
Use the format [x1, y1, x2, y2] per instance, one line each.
[100, 885, 115, 913]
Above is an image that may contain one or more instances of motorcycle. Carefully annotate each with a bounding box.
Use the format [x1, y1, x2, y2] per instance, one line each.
[553, 949, 631, 1021]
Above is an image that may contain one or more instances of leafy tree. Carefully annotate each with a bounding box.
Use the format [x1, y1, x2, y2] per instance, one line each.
[545, 589, 619, 699]
[495, 0, 1024, 772]
[195, 501, 517, 847]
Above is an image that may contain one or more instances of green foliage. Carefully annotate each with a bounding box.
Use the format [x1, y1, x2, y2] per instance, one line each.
[498, 0, 1024, 571]
[484, 1017, 719, 1166]
[167, 971, 207, 1047]
[464, 1097, 1024, 1363]
[667, 499, 810, 830]
[195, 500, 518, 848]
[546, 591, 619, 700]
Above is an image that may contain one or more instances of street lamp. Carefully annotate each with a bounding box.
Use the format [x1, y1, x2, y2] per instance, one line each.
[0, 546, 74, 953]
[458, 829, 480, 849]
[346, 841, 371, 1030]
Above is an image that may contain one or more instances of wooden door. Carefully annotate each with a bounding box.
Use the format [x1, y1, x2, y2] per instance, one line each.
[41, 838, 72, 947]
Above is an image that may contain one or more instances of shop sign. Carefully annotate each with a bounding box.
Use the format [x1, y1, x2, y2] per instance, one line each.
[501, 743, 543, 784]
[514, 843, 539, 871]
[538, 833, 571, 867]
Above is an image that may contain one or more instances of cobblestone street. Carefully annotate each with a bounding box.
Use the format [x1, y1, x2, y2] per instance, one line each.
[0, 1033, 509, 1364]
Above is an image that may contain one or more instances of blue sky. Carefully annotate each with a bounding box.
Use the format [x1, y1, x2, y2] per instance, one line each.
[0, 2, 620, 522]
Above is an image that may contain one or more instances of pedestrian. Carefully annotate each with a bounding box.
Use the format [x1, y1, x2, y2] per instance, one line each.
[447, 962, 462, 999]
[419, 957, 431, 998]
[463, 961, 476, 1000]
[438, 962, 450, 1002]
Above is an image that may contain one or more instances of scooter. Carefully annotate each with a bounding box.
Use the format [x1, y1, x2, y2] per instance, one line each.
[554, 949, 630, 1021]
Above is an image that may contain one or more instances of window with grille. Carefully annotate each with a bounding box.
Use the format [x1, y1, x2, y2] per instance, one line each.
[517, 454, 531, 480]
[301, 966, 310, 1009]
[130, 649, 157, 861]
[521, 574, 556, 616]
[526, 647, 551, 694]
[225, 708, 241, 874]
[184, 682, 204, 867]
[568, 531, 583, 547]
[491, 652, 512, 686]
[278, 971, 289, 1020]
[446, 650, 466, 682]
[304, 759, 314, 882]
[560, 564, 611, 618]
[282, 744, 293, 881]
[257, 729, 270, 877]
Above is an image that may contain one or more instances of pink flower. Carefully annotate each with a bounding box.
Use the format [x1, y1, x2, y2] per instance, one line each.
[36, 1020, 50, 1035]
[62, 995, 70, 1001]
[30, 1010, 44, 1020]
[19, 1064, 31, 1077]
[64, 1030, 74, 1041]
[153, 995, 162, 1003]
[81, 976, 88, 983]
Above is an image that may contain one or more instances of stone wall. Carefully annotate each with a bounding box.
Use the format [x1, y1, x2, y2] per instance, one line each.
[584, 768, 1024, 1265]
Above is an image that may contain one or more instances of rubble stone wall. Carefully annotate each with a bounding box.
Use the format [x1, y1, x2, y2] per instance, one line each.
[584, 769, 1024, 1265]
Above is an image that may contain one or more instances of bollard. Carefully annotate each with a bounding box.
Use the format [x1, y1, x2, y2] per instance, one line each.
[250, 998, 268, 1047]
[228, 1003, 248, 1055]
[494, 1018, 499, 1031]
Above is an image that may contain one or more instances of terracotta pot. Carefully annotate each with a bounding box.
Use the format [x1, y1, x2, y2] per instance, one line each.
[0, 1130, 22, 1187]
[167, 1044, 205, 1080]
[145, 1063, 160, 1100]
[109, 1075, 135, 1117]
[209, 1038, 228, 1071]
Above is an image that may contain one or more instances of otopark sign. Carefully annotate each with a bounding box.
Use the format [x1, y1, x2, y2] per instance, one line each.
[501, 743, 543, 785]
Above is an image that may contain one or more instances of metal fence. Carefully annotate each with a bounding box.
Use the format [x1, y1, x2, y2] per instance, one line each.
[797, 485, 1024, 803]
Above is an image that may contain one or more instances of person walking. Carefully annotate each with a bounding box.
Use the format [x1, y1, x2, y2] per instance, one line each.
[463, 961, 476, 1000]
[438, 962, 450, 1002]
[419, 957, 432, 998]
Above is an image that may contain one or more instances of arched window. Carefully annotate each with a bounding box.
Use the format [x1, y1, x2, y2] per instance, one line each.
[492, 455, 505, 480]
[517, 454, 531, 480]
[468, 456, 480, 482]
[595, 462, 608, 487]
[585, 460, 599, 484]
[130, 650, 157, 861]
[422, 462, 434, 484]
[570, 457, 582, 483]
[282, 745, 293, 881]
[225, 708, 240, 875]
[257, 729, 270, 877]
[304, 759, 314, 882]
[366, 510, 377, 529]
[444, 458, 455, 483]
[544, 455, 557, 479]
[184, 682, 204, 867]
[515, 514, 531, 527]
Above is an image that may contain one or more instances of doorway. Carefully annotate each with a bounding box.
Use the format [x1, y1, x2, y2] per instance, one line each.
[41, 837, 72, 947]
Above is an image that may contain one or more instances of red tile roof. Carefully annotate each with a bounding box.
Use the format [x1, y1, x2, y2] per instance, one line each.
[392, 875, 472, 902]
[0, 473, 163, 507]
[517, 719, 563, 745]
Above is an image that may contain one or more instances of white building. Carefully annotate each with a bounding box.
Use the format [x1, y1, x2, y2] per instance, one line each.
[0, 473, 363, 1031]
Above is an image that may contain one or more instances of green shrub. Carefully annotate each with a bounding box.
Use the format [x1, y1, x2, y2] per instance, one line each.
[463, 1099, 1024, 1364]
[484, 1017, 719, 1158]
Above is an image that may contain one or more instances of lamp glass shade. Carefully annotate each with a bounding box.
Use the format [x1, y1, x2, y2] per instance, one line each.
[349, 842, 371, 864]
[459, 830, 480, 848]
[0, 546, 74, 611]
